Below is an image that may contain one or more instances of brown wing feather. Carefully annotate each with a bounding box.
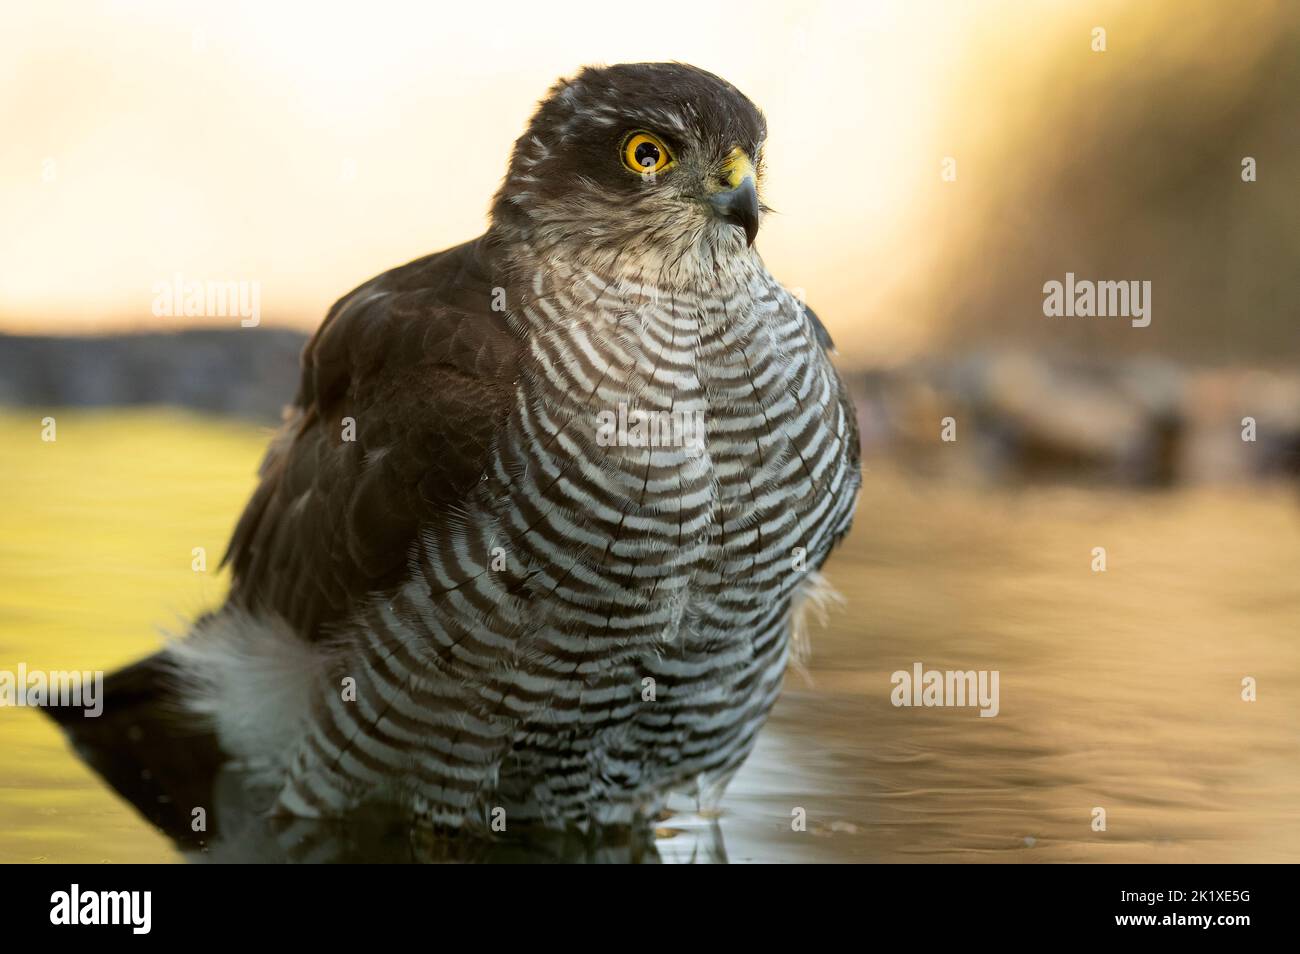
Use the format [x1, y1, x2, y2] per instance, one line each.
[223, 237, 521, 639]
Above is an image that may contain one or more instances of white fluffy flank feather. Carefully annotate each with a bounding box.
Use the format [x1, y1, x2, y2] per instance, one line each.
[165, 608, 328, 768]
[788, 570, 844, 685]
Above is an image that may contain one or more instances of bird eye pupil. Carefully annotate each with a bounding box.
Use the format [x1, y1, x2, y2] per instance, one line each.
[635, 142, 661, 168]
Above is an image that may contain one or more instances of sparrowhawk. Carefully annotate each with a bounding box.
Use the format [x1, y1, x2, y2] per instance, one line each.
[150, 62, 861, 830]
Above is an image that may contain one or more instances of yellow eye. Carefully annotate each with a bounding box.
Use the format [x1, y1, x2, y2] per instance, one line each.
[621, 131, 674, 175]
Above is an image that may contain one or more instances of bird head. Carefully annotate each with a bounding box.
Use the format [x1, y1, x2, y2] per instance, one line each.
[491, 63, 769, 270]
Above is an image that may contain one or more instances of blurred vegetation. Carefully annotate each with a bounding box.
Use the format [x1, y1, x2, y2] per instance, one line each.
[926, 0, 1300, 364]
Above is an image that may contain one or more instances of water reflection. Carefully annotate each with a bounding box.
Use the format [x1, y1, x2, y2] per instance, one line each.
[48, 701, 726, 863]
[195, 798, 721, 864]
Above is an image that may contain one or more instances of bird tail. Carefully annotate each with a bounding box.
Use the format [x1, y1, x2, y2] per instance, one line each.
[42, 650, 225, 848]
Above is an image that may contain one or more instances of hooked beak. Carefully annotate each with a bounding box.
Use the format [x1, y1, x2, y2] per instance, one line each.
[707, 147, 760, 247]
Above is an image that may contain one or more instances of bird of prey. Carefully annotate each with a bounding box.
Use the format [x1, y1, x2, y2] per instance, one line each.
[136, 63, 861, 832]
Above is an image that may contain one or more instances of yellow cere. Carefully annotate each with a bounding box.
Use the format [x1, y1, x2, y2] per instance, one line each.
[718, 147, 756, 190]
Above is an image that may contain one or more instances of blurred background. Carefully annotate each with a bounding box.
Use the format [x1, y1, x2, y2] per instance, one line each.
[1, 0, 1297, 862]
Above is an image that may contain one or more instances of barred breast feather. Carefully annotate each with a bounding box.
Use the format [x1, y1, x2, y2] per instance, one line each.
[172, 233, 861, 829]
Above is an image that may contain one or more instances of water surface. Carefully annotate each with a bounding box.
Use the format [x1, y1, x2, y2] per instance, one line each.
[2, 410, 1297, 862]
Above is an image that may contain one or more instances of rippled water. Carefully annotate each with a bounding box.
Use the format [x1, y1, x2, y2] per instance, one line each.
[2, 410, 1298, 862]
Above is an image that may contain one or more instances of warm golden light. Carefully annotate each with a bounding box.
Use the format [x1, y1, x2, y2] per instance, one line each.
[5, 1, 1294, 364]
[1, 0, 991, 361]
